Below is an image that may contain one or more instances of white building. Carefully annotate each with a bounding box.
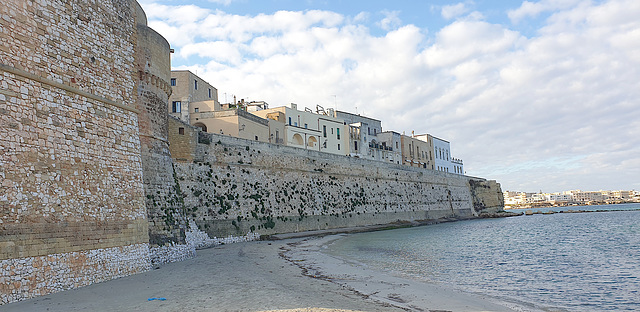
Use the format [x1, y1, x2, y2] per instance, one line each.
[431, 136, 452, 173]
[333, 110, 382, 160]
[252, 103, 348, 156]
[376, 131, 403, 164]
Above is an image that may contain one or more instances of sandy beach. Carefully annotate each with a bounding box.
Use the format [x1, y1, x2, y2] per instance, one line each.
[2, 234, 516, 312]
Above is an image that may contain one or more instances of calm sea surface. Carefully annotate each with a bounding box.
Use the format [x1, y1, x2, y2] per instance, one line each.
[326, 203, 640, 311]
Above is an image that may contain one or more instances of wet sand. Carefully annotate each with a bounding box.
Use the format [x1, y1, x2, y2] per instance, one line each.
[2, 235, 515, 312]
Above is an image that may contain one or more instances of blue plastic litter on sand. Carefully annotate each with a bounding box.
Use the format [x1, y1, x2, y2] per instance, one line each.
[148, 297, 167, 301]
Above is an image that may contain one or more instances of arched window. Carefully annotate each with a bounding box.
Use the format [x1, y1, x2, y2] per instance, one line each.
[292, 133, 303, 145]
[307, 136, 317, 148]
[194, 122, 207, 132]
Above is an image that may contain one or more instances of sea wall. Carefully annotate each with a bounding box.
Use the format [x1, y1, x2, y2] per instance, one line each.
[0, 0, 151, 304]
[169, 119, 504, 238]
[133, 2, 191, 264]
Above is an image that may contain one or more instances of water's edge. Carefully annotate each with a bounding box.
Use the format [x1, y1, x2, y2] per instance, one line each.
[281, 233, 534, 312]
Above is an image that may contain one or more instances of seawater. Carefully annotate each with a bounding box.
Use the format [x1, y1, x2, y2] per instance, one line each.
[326, 204, 640, 311]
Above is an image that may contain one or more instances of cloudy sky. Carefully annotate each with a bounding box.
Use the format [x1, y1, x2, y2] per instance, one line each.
[138, 0, 640, 193]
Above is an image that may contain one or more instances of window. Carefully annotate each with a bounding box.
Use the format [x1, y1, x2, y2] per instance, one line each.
[194, 108, 199, 113]
[304, 123, 308, 129]
[208, 88, 211, 98]
[288, 117, 292, 125]
[396, 142, 398, 149]
[374, 129, 376, 135]
[338, 144, 340, 150]
[323, 125, 327, 137]
[194, 79, 198, 90]
[178, 127, 184, 135]
[336, 128, 340, 139]
[172, 101, 181, 113]
[331, 128, 334, 134]
[354, 141, 358, 151]
[255, 136, 258, 141]
[170, 78, 176, 86]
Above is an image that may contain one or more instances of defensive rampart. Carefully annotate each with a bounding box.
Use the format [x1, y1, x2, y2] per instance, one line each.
[169, 118, 504, 238]
[0, 0, 155, 304]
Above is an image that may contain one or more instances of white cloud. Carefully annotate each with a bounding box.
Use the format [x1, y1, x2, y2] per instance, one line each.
[180, 41, 243, 64]
[377, 10, 402, 31]
[141, 0, 640, 192]
[508, 0, 583, 23]
[441, 3, 469, 20]
[207, 0, 234, 5]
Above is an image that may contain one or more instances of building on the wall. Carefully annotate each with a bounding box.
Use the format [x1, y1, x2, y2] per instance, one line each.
[412, 134, 464, 175]
[252, 103, 348, 156]
[401, 133, 433, 169]
[333, 110, 382, 160]
[169, 75, 269, 142]
[452, 157, 464, 175]
[246, 100, 269, 112]
[168, 70, 220, 123]
[375, 131, 403, 164]
[192, 109, 270, 142]
[431, 135, 453, 173]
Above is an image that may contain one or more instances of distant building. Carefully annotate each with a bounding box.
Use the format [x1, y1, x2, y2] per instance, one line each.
[400, 134, 432, 169]
[333, 110, 382, 160]
[191, 109, 269, 142]
[376, 131, 402, 164]
[252, 103, 348, 156]
[567, 190, 605, 203]
[168, 70, 220, 123]
[430, 135, 453, 173]
[169, 71, 269, 142]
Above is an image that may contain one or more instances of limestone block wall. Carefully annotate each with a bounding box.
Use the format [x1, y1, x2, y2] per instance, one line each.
[469, 179, 505, 213]
[133, 2, 189, 249]
[1, 0, 151, 304]
[168, 116, 199, 162]
[171, 124, 504, 238]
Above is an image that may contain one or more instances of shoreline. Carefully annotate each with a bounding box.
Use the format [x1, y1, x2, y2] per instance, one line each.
[281, 234, 521, 312]
[2, 231, 520, 312]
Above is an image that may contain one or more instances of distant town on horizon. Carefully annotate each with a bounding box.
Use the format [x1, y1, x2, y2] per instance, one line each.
[503, 189, 639, 209]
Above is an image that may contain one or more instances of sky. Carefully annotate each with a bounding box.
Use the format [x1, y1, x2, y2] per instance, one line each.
[138, 0, 640, 193]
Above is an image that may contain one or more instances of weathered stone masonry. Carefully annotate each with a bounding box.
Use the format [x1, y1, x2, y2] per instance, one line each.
[0, 0, 152, 304]
[132, 3, 192, 265]
[169, 118, 504, 239]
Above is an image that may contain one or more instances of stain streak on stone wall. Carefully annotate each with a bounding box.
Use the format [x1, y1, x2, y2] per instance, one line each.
[169, 119, 503, 238]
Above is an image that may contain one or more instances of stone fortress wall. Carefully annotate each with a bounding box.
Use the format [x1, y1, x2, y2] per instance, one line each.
[169, 118, 504, 238]
[132, 3, 193, 264]
[0, 0, 161, 304]
[0, 0, 504, 305]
